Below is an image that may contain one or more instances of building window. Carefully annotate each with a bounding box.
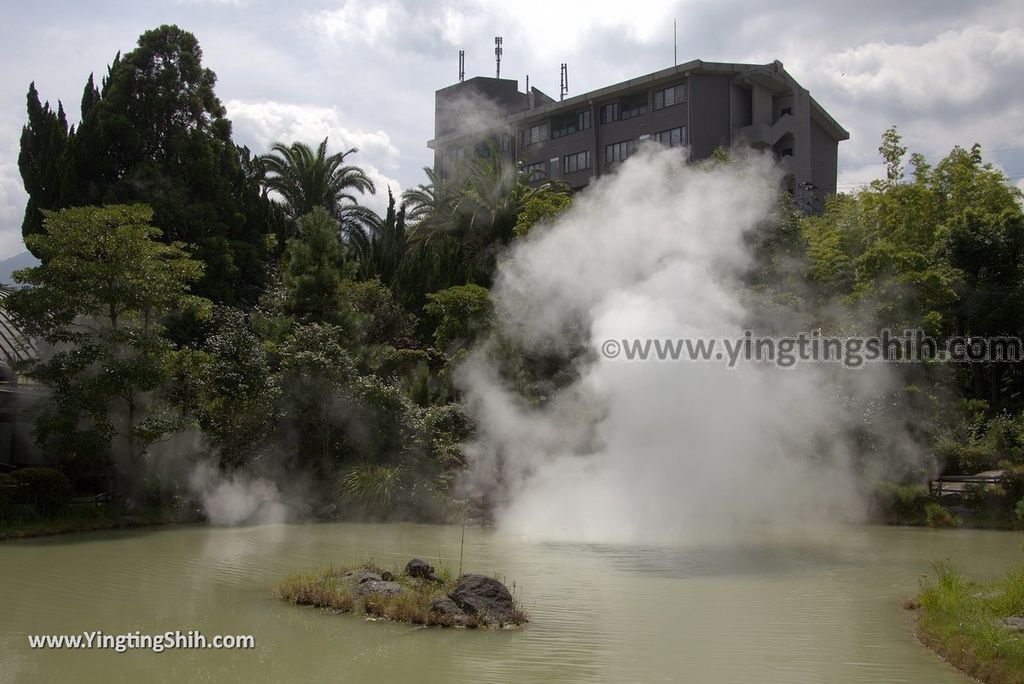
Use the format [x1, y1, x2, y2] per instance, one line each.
[652, 126, 687, 147]
[551, 109, 592, 139]
[601, 96, 646, 124]
[497, 132, 514, 153]
[599, 102, 619, 124]
[653, 83, 685, 110]
[620, 95, 647, 120]
[563, 150, 591, 173]
[523, 161, 546, 181]
[604, 140, 637, 164]
[520, 123, 547, 146]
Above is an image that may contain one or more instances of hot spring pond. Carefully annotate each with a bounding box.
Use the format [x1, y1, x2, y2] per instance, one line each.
[1, 522, 1019, 682]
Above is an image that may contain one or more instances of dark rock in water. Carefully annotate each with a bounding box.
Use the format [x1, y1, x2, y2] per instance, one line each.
[448, 574, 515, 624]
[380, 571, 395, 581]
[429, 596, 462, 614]
[356, 571, 382, 584]
[317, 503, 338, 519]
[352, 580, 403, 598]
[405, 558, 435, 578]
[428, 596, 472, 627]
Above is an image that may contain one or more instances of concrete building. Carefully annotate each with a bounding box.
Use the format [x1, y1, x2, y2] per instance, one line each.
[428, 59, 848, 213]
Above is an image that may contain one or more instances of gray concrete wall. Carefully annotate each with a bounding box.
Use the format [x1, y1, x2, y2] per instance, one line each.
[810, 117, 839, 204]
[689, 74, 732, 160]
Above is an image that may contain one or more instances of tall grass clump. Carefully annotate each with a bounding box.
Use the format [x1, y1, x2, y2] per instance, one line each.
[915, 560, 1024, 683]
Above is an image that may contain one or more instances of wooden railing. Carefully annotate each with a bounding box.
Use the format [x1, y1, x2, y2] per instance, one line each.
[930, 472, 1007, 497]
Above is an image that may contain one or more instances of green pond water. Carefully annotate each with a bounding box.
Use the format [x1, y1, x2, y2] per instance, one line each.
[0, 522, 1020, 683]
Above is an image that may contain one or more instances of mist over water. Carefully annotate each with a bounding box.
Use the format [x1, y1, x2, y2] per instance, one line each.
[459, 146, 918, 544]
[188, 461, 289, 526]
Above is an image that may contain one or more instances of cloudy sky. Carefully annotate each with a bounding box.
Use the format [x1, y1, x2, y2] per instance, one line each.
[0, 0, 1021, 259]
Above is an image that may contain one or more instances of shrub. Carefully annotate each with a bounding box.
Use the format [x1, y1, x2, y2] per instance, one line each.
[957, 445, 1000, 474]
[873, 481, 930, 524]
[0, 473, 15, 518]
[12, 467, 73, 516]
[925, 502, 958, 528]
[984, 413, 1024, 465]
[1015, 497, 1024, 522]
[339, 463, 406, 516]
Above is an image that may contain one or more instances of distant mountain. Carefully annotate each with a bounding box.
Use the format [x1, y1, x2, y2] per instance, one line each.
[0, 251, 38, 286]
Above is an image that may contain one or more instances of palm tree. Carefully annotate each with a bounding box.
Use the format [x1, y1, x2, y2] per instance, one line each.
[402, 144, 568, 287]
[260, 138, 377, 239]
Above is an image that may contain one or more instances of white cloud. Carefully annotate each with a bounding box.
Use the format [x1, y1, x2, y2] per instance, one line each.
[225, 99, 403, 215]
[819, 26, 1024, 111]
[493, 0, 677, 56]
[312, 0, 394, 44]
[226, 99, 399, 165]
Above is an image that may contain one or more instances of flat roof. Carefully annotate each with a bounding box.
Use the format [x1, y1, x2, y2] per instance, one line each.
[429, 59, 849, 147]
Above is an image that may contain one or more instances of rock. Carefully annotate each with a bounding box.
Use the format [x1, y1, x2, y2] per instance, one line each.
[428, 596, 472, 627]
[448, 574, 516, 625]
[352, 580, 404, 598]
[405, 558, 435, 579]
[317, 503, 338, 519]
[1002, 616, 1024, 631]
[429, 596, 463, 614]
[380, 571, 395, 581]
[356, 571, 382, 584]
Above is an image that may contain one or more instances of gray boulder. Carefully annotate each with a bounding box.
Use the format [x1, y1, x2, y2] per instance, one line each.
[352, 580, 404, 598]
[427, 596, 472, 626]
[448, 574, 516, 624]
[356, 571, 382, 584]
[405, 558, 435, 578]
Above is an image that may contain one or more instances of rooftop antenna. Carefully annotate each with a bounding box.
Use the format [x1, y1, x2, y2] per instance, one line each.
[673, 20, 677, 66]
[560, 63, 568, 100]
[494, 37, 502, 78]
[458, 50, 465, 82]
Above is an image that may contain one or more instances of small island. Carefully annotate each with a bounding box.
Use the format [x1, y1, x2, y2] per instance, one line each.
[275, 558, 528, 628]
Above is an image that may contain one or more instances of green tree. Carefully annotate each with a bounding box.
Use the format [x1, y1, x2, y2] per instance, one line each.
[357, 189, 410, 288]
[7, 204, 207, 487]
[169, 308, 280, 468]
[513, 183, 573, 237]
[22, 25, 284, 305]
[277, 324, 357, 480]
[282, 208, 354, 325]
[423, 284, 492, 352]
[403, 146, 572, 290]
[879, 126, 907, 182]
[18, 83, 69, 246]
[801, 129, 1024, 410]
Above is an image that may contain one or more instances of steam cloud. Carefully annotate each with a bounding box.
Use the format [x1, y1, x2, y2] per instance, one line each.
[459, 145, 920, 544]
[188, 462, 288, 526]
